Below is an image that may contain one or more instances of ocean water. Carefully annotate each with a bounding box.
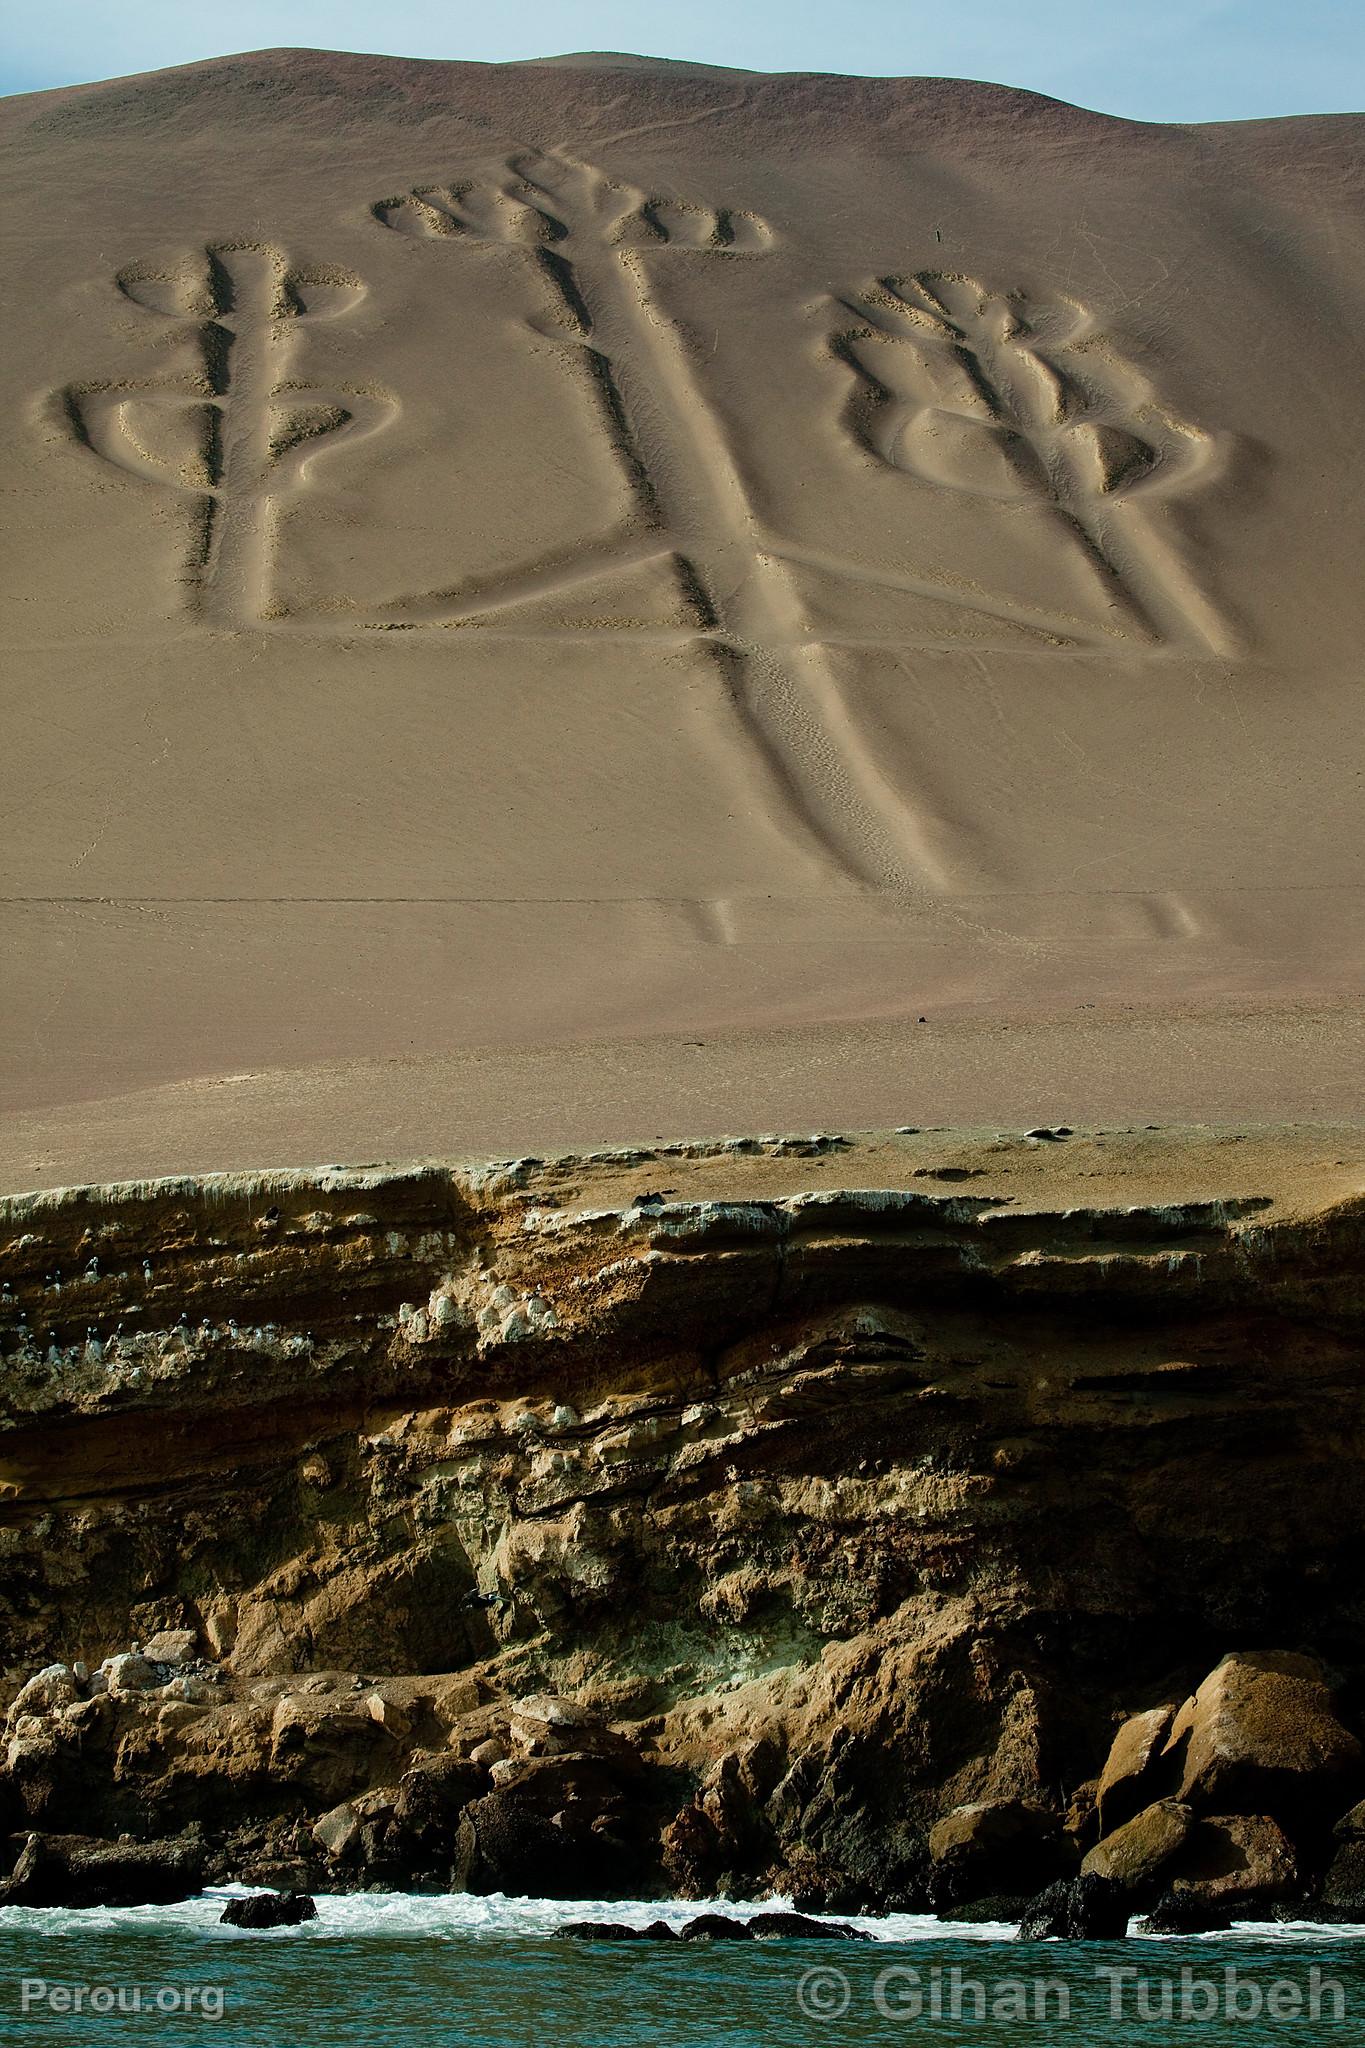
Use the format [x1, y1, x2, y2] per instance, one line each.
[0, 1891, 1361, 2046]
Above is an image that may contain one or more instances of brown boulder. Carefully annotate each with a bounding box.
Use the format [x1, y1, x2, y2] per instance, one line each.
[1333, 1798, 1365, 1842]
[101, 1654, 166, 1697]
[311, 1802, 362, 1862]
[269, 1692, 397, 1804]
[507, 1694, 624, 1760]
[1095, 1705, 1176, 1832]
[1062, 1778, 1099, 1854]
[1320, 1804, 1365, 1914]
[142, 1630, 200, 1668]
[1139, 1892, 1233, 1934]
[1165, 1813, 1298, 1908]
[927, 1798, 1067, 1907]
[1164, 1653, 1361, 1830]
[1082, 1799, 1191, 1894]
[310, 1786, 397, 1868]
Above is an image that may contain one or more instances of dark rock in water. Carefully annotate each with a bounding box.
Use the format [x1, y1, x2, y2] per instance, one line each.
[453, 1791, 596, 1898]
[0, 1831, 204, 1910]
[220, 1890, 318, 1929]
[747, 1911, 870, 1941]
[387, 1754, 486, 1872]
[937, 1895, 1032, 1925]
[1017, 1874, 1129, 1940]
[1138, 1891, 1234, 1935]
[779, 1805, 932, 1916]
[557, 1911, 865, 1942]
[556, 1921, 648, 1941]
[1320, 1837, 1365, 1914]
[1286, 1901, 1365, 1925]
[680, 1913, 753, 1940]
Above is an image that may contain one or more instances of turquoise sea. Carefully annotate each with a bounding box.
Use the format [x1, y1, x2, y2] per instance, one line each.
[0, 1893, 1361, 2047]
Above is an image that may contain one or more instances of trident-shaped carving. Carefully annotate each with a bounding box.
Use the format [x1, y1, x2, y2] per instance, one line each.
[371, 151, 956, 890]
[372, 152, 776, 620]
[64, 245, 394, 628]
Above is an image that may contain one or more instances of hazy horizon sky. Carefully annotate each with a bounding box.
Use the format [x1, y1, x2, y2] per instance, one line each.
[1, 0, 1362, 121]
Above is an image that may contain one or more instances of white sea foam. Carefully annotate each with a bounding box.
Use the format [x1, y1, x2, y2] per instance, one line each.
[0, 1891, 992, 1943]
[0, 1889, 1361, 1944]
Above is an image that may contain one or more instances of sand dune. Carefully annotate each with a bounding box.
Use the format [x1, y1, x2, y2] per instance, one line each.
[1, 50, 1362, 1188]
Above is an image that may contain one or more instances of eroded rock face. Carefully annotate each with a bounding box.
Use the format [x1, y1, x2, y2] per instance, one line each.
[453, 1751, 651, 1899]
[7, 1666, 83, 1723]
[0, 1144, 1364, 1906]
[0, 1831, 204, 1910]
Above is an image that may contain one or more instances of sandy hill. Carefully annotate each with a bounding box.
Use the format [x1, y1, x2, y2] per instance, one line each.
[0, 49, 1361, 1189]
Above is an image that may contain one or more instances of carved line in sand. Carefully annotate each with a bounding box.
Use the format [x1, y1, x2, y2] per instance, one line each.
[368, 162, 1234, 890]
[831, 272, 1233, 657]
[53, 179, 1233, 894]
[369, 150, 1004, 892]
[60, 246, 396, 630]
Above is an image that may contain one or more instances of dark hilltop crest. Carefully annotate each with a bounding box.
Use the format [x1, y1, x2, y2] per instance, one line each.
[1, 43, 1159, 144]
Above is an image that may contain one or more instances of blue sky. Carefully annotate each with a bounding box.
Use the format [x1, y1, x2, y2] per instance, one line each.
[2, 1, 1363, 120]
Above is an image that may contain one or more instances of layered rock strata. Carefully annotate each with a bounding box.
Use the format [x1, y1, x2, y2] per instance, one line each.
[1, 1127, 1363, 1912]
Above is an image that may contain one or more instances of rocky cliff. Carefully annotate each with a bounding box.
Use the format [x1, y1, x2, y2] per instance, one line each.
[2, 1125, 1364, 1911]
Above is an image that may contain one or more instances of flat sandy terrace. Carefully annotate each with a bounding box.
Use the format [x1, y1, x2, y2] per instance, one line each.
[1, 52, 1362, 1193]
[0, 1000, 1360, 1196]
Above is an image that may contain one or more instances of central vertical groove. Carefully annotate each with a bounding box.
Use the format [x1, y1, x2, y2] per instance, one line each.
[198, 250, 290, 630]
[568, 242, 967, 893]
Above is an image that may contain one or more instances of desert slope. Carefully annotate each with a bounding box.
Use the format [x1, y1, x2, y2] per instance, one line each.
[1, 50, 1362, 1188]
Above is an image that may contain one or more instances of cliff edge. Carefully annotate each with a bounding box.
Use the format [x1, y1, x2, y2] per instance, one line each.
[2, 1124, 1364, 1912]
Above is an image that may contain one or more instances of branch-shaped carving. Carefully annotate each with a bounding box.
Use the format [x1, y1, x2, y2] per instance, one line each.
[834, 273, 1233, 652]
[374, 152, 772, 254]
[61, 245, 395, 628]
